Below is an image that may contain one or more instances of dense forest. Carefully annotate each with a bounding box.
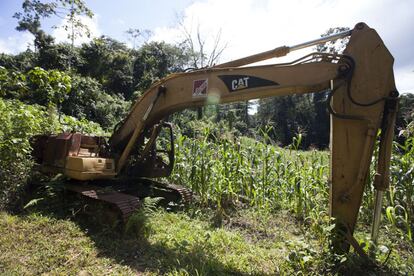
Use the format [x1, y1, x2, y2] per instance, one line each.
[1, 0, 413, 275]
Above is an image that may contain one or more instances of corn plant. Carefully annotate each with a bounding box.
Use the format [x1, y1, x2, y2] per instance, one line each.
[170, 124, 413, 242]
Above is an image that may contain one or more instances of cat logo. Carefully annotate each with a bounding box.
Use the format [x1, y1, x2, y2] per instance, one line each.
[218, 74, 279, 92]
[232, 77, 250, 91]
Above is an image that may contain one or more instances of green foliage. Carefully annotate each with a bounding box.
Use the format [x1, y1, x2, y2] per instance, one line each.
[171, 123, 414, 242]
[26, 66, 71, 106]
[258, 94, 319, 148]
[77, 36, 137, 99]
[0, 98, 50, 208]
[125, 197, 163, 239]
[14, 0, 93, 50]
[0, 98, 103, 209]
[0, 51, 37, 71]
[0, 99, 51, 162]
[0, 66, 71, 107]
[61, 74, 129, 129]
[105, 50, 134, 97]
[0, 65, 126, 130]
[57, 114, 105, 134]
[133, 41, 190, 92]
[171, 127, 329, 221]
[0, 66, 27, 98]
[13, 0, 56, 34]
[79, 37, 128, 79]
[396, 93, 414, 142]
[37, 43, 84, 71]
[386, 136, 414, 241]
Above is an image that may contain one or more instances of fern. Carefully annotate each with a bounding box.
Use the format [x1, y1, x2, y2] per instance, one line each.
[125, 197, 163, 238]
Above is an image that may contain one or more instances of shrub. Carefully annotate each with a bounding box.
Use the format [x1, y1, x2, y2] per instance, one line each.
[0, 99, 50, 209]
[0, 98, 104, 209]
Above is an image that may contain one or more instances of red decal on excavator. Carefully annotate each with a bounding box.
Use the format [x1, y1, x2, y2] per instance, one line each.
[192, 79, 208, 97]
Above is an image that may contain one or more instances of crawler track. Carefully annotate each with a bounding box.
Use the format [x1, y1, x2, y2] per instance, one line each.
[64, 178, 192, 221]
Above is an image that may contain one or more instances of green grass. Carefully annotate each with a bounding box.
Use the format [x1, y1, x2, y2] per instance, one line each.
[1, 205, 413, 275]
[1, 130, 413, 275]
[0, 212, 135, 275]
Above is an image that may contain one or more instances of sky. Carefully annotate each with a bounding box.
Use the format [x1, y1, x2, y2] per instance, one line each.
[0, 0, 413, 92]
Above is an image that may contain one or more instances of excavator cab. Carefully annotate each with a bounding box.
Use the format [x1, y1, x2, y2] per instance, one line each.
[32, 133, 116, 180]
[125, 122, 175, 178]
[31, 122, 175, 179]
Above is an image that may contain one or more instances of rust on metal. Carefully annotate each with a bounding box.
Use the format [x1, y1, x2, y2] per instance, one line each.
[164, 182, 193, 204]
[65, 183, 141, 221]
[64, 180, 192, 221]
[129, 122, 175, 178]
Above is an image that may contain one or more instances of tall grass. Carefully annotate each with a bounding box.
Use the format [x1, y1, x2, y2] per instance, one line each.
[170, 126, 414, 242]
[170, 129, 329, 221]
[386, 136, 414, 241]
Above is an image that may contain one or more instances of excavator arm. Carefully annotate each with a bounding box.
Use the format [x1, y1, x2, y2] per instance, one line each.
[109, 22, 397, 252]
[110, 56, 342, 172]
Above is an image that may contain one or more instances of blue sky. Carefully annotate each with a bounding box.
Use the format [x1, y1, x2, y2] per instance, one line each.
[1, 0, 413, 92]
[0, 0, 193, 46]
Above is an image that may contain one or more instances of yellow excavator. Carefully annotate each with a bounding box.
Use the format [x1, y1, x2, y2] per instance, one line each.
[32, 22, 398, 254]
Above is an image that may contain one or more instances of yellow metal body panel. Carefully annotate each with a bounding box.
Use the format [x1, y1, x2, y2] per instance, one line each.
[64, 156, 116, 181]
[328, 23, 396, 251]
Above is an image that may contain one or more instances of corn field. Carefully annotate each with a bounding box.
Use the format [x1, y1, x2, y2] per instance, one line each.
[170, 128, 414, 242]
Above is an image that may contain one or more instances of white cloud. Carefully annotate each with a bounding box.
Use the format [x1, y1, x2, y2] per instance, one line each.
[395, 67, 414, 93]
[0, 33, 34, 54]
[151, 0, 414, 92]
[52, 14, 101, 45]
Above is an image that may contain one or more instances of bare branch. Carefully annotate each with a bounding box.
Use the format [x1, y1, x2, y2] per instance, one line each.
[175, 14, 227, 69]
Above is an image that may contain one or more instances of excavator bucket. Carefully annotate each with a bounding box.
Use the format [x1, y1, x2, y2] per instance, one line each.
[329, 23, 397, 252]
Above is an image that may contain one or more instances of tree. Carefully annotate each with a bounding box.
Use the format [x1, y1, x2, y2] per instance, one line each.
[125, 28, 152, 50]
[13, 0, 94, 58]
[256, 27, 351, 148]
[216, 101, 251, 135]
[0, 51, 37, 72]
[133, 41, 190, 92]
[315, 27, 350, 54]
[176, 18, 229, 120]
[60, 75, 129, 129]
[79, 36, 135, 98]
[53, 0, 94, 48]
[176, 17, 227, 69]
[257, 95, 314, 147]
[311, 27, 351, 147]
[395, 93, 414, 144]
[37, 42, 83, 71]
[13, 0, 56, 51]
